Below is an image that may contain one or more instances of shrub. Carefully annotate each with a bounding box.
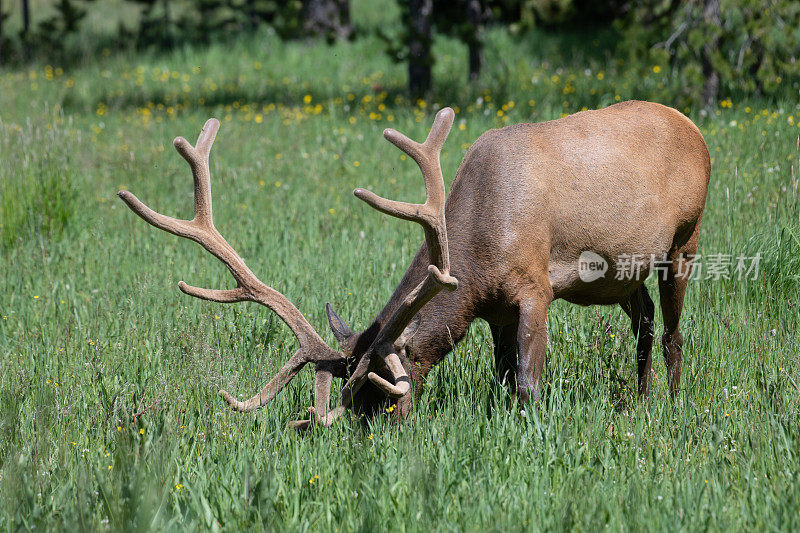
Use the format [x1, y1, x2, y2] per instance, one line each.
[522, 0, 625, 27]
[617, 0, 800, 107]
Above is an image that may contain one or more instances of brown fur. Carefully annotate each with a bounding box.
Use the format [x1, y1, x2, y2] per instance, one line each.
[331, 101, 710, 409]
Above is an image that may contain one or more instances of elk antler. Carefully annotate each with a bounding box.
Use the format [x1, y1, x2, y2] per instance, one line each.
[348, 107, 459, 401]
[118, 119, 346, 427]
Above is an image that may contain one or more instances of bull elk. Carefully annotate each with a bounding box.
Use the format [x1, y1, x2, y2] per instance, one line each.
[119, 100, 709, 427]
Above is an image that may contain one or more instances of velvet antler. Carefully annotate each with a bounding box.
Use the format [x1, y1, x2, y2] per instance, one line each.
[119, 119, 346, 427]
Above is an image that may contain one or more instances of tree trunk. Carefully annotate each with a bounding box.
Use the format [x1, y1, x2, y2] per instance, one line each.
[302, 0, 352, 41]
[0, 0, 4, 61]
[466, 0, 482, 81]
[407, 0, 432, 98]
[162, 0, 173, 47]
[468, 41, 481, 81]
[21, 0, 30, 36]
[701, 0, 720, 108]
[246, 0, 258, 29]
[19, 0, 30, 58]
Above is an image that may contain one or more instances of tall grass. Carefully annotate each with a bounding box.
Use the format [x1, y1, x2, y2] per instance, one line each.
[0, 125, 76, 249]
[746, 224, 800, 294]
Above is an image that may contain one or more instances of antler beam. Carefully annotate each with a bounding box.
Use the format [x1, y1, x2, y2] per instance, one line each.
[119, 119, 345, 426]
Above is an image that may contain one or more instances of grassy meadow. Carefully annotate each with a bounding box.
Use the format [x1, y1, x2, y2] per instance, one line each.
[1, 2, 800, 530]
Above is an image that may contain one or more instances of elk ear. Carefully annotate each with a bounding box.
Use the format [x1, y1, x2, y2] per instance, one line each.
[326, 303, 354, 346]
[393, 314, 421, 352]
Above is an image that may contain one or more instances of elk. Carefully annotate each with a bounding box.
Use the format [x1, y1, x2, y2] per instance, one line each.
[119, 100, 709, 427]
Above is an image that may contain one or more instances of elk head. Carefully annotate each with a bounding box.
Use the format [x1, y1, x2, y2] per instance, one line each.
[118, 108, 457, 428]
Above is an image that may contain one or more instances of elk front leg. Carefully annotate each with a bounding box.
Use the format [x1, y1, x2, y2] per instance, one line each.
[516, 293, 552, 404]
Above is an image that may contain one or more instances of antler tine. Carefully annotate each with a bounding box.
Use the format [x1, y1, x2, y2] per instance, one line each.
[219, 348, 307, 412]
[383, 105, 453, 182]
[117, 190, 196, 240]
[368, 352, 411, 398]
[354, 107, 455, 276]
[288, 365, 348, 429]
[173, 118, 219, 228]
[119, 119, 346, 420]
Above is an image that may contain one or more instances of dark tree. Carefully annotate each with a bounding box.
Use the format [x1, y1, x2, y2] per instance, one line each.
[21, 0, 30, 37]
[302, 0, 351, 42]
[407, 0, 433, 97]
[378, 0, 493, 96]
[129, 0, 175, 48]
[0, 0, 5, 60]
[34, 0, 94, 54]
[433, 0, 488, 81]
[191, 0, 240, 43]
[245, 0, 259, 29]
[525, 0, 626, 27]
[700, 0, 720, 107]
[465, 0, 483, 80]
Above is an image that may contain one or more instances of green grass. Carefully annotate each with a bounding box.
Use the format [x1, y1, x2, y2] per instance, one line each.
[2, 4, 800, 530]
[0, 123, 77, 249]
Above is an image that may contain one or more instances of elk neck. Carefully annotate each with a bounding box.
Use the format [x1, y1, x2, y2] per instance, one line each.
[362, 241, 476, 373]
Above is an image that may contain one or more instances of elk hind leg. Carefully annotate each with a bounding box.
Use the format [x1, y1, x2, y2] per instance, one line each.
[658, 225, 700, 400]
[620, 285, 656, 397]
[490, 323, 518, 396]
